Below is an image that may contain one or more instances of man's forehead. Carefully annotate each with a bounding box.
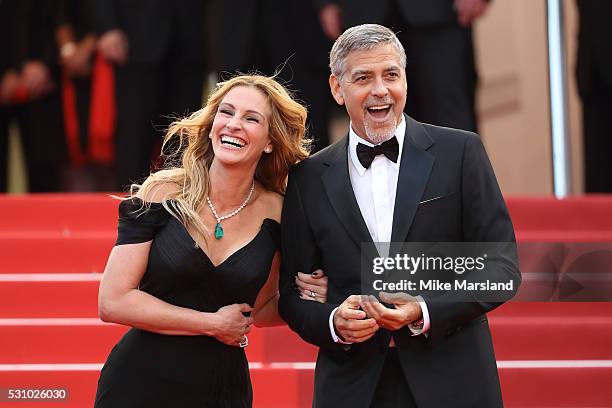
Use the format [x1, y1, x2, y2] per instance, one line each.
[345, 45, 403, 71]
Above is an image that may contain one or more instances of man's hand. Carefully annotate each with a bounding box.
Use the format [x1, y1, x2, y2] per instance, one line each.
[98, 29, 128, 65]
[319, 4, 342, 40]
[454, 0, 489, 27]
[360, 292, 422, 331]
[333, 295, 379, 343]
[62, 37, 96, 77]
[21, 61, 54, 98]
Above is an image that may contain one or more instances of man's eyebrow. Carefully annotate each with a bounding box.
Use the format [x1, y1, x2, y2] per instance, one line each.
[384, 66, 401, 72]
[350, 69, 372, 77]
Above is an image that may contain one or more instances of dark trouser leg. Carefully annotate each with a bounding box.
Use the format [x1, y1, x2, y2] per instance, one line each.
[18, 90, 67, 192]
[73, 76, 92, 153]
[397, 24, 478, 132]
[157, 56, 204, 168]
[113, 64, 163, 191]
[371, 348, 417, 408]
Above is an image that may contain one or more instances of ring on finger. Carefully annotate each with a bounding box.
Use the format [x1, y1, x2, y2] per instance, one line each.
[310, 290, 317, 298]
[239, 335, 248, 348]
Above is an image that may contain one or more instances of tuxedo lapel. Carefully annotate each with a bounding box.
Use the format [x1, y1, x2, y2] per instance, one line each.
[390, 115, 435, 244]
[321, 136, 373, 248]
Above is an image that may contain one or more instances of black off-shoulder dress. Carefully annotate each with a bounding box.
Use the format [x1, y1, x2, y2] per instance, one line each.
[94, 198, 280, 407]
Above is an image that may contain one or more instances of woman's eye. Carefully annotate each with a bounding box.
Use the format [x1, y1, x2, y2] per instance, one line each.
[246, 117, 259, 123]
[219, 109, 233, 116]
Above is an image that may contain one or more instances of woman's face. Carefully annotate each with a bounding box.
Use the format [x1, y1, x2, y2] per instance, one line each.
[210, 85, 273, 167]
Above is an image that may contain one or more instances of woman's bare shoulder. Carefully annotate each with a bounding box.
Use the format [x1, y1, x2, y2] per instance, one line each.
[257, 189, 283, 223]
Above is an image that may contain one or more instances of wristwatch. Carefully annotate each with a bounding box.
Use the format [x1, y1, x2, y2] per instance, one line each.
[409, 318, 424, 331]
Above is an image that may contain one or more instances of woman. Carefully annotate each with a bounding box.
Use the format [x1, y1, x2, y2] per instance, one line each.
[94, 75, 328, 407]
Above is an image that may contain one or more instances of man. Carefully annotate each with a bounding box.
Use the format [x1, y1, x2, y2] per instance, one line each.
[279, 24, 520, 407]
[3, 0, 68, 192]
[94, 0, 206, 190]
[316, 0, 489, 132]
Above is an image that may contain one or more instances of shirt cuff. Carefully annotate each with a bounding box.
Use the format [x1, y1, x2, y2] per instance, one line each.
[329, 306, 352, 344]
[407, 296, 431, 336]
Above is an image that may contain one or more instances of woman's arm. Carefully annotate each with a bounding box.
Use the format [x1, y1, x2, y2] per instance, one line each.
[99, 240, 252, 344]
[252, 252, 329, 327]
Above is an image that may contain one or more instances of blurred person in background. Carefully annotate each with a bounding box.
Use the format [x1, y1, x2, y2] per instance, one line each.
[56, 0, 116, 191]
[576, 0, 612, 193]
[94, 0, 207, 191]
[57, 0, 96, 148]
[317, 0, 490, 133]
[208, 0, 334, 152]
[1, 0, 68, 192]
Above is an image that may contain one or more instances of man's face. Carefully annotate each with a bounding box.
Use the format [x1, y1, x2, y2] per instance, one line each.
[329, 43, 407, 144]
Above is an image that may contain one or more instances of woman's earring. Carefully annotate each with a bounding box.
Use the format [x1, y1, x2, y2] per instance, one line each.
[264, 147, 272, 153]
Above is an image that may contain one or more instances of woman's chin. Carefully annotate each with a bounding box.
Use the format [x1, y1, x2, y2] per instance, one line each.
[212, 147, 259, 168]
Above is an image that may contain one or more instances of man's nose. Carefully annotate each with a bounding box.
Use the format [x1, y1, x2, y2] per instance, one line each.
[371, 77, 389, 98]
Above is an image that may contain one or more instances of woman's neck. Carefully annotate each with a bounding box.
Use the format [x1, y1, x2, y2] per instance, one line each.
[208, 160, 256, 210]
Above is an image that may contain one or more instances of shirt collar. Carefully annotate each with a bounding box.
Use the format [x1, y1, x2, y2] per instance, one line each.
[348, 115, 406, 176]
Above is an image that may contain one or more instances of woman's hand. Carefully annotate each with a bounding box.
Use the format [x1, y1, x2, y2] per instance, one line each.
[296, 269, 328, 303]
[211, 303, 254, 347]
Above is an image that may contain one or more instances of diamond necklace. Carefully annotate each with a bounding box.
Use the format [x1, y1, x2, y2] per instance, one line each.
[206, 180, 255, 240]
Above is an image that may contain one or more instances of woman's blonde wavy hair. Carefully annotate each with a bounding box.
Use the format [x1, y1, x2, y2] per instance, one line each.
[130, 74, 310, 241]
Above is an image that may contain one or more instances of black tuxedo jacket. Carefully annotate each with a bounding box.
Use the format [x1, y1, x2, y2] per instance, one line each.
[279, 115, 520, 407]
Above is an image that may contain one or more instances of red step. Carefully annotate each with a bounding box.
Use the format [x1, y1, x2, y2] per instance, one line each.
[1, 315, 610, 364]
[489, 314, 612, 360]
[0, 323, 270, 364]
[0, 236, 113, 273]
[506, 196, 612, 232]
[499, 365, 612, 407]
[490, 301, 612, 318]
[0, 280, 100, 318]
[3, 280, 611, 321]
[0, 366, 610, 407]
[3, 195, 612, 233]
[0, 322, 127, 364]
[0, 194, 118, 232]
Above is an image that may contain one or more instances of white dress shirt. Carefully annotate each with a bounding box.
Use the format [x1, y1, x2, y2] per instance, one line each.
[329, 117, 431, 343]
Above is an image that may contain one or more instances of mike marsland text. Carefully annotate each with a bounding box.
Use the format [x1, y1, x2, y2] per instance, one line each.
[372, 279, 515, 292]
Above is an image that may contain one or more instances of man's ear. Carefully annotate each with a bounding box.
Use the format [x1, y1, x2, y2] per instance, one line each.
[329, 74, 345, 106]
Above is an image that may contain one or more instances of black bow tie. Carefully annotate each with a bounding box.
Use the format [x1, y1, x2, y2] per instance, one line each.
[356, 136, 399, 169]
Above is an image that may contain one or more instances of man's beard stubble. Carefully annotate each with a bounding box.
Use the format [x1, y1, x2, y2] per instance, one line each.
[364, 115, 397, 145]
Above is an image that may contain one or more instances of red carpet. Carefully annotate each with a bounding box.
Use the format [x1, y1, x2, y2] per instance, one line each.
[0, 194, 611, 406]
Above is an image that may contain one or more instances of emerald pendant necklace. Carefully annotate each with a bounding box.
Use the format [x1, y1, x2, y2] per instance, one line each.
[206, 180, 255, 240]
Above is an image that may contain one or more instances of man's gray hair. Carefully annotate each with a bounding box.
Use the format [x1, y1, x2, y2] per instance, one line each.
[329, 24, 406, 79]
